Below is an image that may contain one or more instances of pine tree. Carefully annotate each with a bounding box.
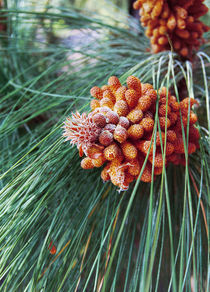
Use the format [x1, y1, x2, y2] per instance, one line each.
[0, 0, 209, 291]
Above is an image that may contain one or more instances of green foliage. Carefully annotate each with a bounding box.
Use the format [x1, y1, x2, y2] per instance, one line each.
[0, 1, 209, 291]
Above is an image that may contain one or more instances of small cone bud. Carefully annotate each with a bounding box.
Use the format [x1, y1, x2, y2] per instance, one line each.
[104, 123, 116, 133]
[165, 142, 175, 156]
[140, 117, 154, 132]
[167, 130, 177, 142]
[114, 125, 128, 143]
[121, 141, 138, 160]
[106, 111, 119, 125]
[127, 124, 144, 140]
[93, 113, 106, 128]
[104, 143, 121, 161]
[115, 86, 127, 101]
[128, 159, 141, 176]
[137, 96, 152, 112]
[125, 89, 139, 109]
[81, 157, 94, 169]
[114, 100, 129, 116]
[103, 89, 116, 103]
[126, 76, 142, 94]
[118, 116, 130, 129]
[90, 86, 103, 99]
[148, 153, 165, 168]
[159, 117, 171, 130]
[108, 76, 121, 92]
[99, 130, 113, 146]
[127, 109, 143, 123]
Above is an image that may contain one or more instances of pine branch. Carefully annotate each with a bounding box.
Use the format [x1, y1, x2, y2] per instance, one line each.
[0, 1, 209, 291]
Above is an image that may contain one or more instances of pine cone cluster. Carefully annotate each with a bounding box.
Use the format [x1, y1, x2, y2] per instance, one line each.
[63, 76, 200, 191]
[133, 0, 209, 57]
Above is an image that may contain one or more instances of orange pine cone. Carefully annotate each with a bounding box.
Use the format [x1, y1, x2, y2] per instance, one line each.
[136, 140, 154, 155]
[123, 172, 135, 187]
[141, 83, 154, 95]
[101, 85, 110, 92]
[104, 143, 121, 161]
[164, 142, 175, 156]
[108, 76, 121, 92]
[189, 112, 198, 125]
[121, 141, 138, 160]
[148, 152, 165, 168]
[128, 124, 144, 140]
[114, 125, 128, 143]
[188, 142, 196, 154]
[125, 89, 139, 109]
[168, 112, 178, 125]
[166, 130, 177, 142]
[170, 100, 180, 112]
[159, 104, 172, 116]
[81, 157, 94, 169]
[118, 116, 130, 129]
[86, 145, 104, 159]
[90, 86, 103, 99]
[106, 111, 119, 125]
[137, 96, 152, 112]
[156, 131, 165, 146]
[92, 113, 107, 128]
[114, 100, 129, 116]
[115, 86, 127, 101]
[140, 163, 153, 183]
[103, 89, 116, 103]
[140, 117, 154, 132]
[159, 117, 171, 130]
[128, 159, 141, 176]
[154, 166, 164, 175]
[99, 130, 113, 146]
[188, 125, 200, 142]
[126, 75, 142, 94]
[127, 109, 143, 123]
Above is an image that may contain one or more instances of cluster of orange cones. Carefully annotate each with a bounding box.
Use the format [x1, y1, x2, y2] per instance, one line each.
[63, 76, 200, 191]
[133, 0, 209, 57]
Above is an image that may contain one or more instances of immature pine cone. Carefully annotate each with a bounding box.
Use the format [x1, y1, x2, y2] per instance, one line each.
[63, 76, 200, 191]
[133, 0, 209, 58]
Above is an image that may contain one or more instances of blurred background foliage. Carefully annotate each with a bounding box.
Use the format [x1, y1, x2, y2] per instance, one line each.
[0, 0, 209, 291]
